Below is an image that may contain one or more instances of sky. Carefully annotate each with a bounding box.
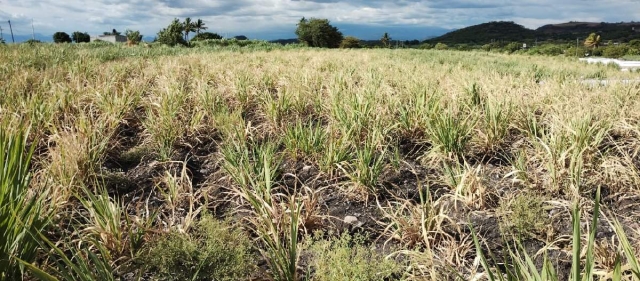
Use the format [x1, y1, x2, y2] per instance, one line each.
[1, 0, 640, 41]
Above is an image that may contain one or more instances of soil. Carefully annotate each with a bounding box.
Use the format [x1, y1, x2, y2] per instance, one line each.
[58, 112, 640, 280]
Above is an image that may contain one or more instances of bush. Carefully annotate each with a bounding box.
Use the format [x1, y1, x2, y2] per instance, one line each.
[304, 232, 402, 281]
[419, 43, 433, 49]
[141, 213, 254, 281]
[191, 32, 223, 41]
[454, 44, 473, 51]
[504, 42, 521, 53]
[627, 48, 640, 56]
[528, 44, 563, 56]
[23, 39, 42, 45]
[565, 45, 589, 57]
[125, 29, 143, 45]
[434, 42, 448, 50]
[340, 36, 361, 48]
[602, 45, 630, 58]
[497, 193, 549, 239]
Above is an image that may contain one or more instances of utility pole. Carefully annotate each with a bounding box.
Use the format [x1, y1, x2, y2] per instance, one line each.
[0, 26, 3, 41]
[576, 37, 578, 57]
[31, 19, 35, 40]
[8, 20, 14, 43]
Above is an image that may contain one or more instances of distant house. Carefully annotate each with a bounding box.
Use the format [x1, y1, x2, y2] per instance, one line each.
[90, 34, 127, 43]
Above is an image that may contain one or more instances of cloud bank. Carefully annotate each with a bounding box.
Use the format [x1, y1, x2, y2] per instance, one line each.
[1, 0, 639, 40]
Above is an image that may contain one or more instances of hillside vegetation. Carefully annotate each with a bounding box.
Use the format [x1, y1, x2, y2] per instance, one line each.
[1, 43, 640, 280]
[427, 21, 640, 45]
[426, 21, 538, 44]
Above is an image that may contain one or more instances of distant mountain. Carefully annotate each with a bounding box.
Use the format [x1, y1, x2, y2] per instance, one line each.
[425, 21, 537, 44]
[3, 33, 51, 43]
[536, 21, 640, 41]
[335, 23, 450, 41]
[427, 21, 640, 45]
[270, 38, 299, 45]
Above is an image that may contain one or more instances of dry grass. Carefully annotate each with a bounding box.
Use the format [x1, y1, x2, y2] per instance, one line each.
[2, 43, 640, 280]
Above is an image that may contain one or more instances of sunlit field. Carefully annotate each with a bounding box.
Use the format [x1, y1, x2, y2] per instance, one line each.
[2, 43, 640, 280]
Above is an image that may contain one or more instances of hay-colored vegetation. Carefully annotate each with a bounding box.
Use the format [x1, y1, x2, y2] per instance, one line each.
[1, 43, 640, 280]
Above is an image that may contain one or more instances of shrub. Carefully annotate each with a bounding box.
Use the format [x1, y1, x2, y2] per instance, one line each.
[528, 44, 563, 56]
[454, 43, 473, 51]
[434, 42, 448, 50]
[304, 232, 402, 281]
[141, 213, 254, 281]
[565, 45, 589, 57]
[602, 45, 630, 58]
[628, 39, 640, 49]
[419, 43, 433, 49]
[497, 193, 549, 239]
[191, 32, 223, 41]
[24, 39, 42, 45]
[125, 29, 143, 45]
[627, 48, 640, 56]
[504, 42, 521, 53]
[340, 36, 361, 48]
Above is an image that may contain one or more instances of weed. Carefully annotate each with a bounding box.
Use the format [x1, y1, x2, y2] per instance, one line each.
[497, 193, 550, 239]
[304, 231, 402, 281]
[141, 213, 254, 281]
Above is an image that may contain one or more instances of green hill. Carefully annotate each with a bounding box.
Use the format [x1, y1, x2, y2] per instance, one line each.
[536, 21, 640, 41]
[425, 21, 537, 44]
[427, 21, 640, 45]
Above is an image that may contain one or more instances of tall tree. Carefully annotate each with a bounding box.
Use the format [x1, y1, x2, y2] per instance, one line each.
[295, 17, 343, 48]
[183, 17, 196, 41]
[125, 29, 143, 45]
[584, 33, 601, 49]
[381, 32, 391, 48]
[194, 19, 207, 35]
[72, 31, 90, 43]
[156, 18, 188, 46]
[53, 32, 72, 43]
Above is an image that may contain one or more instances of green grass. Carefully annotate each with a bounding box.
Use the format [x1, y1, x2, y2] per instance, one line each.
[0, 124, 51, 280]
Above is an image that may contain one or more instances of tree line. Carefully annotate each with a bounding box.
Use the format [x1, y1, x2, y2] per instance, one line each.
[41, 17, 398, 49]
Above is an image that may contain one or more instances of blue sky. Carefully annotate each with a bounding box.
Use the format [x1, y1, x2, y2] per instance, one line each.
[1, 0, 639, 41]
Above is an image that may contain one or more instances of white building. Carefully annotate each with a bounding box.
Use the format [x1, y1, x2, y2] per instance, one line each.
[90, 34, 127, 43]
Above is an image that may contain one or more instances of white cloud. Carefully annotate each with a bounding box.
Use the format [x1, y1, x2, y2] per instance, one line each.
[0, 0, 638, 39]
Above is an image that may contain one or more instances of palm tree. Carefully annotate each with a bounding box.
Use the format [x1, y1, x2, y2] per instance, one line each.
[381, 32, 391, 48]
[182, 17, 196, 41]
[194, 19, 207, 36]
[584, 33, 601, 49]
